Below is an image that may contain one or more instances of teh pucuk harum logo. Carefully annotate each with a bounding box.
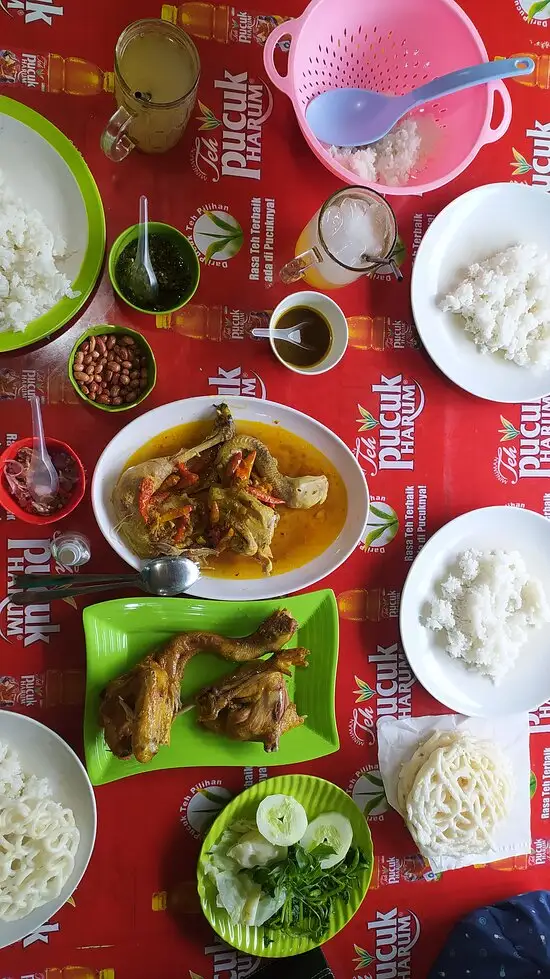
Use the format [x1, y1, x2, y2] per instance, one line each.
[0, 0, 63, 24]
[353, 906, 421, 978]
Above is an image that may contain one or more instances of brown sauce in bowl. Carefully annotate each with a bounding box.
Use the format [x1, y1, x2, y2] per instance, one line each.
[273, 306, 332, 369]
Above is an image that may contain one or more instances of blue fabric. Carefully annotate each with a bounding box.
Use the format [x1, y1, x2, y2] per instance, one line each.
[428, 891, 550, 978]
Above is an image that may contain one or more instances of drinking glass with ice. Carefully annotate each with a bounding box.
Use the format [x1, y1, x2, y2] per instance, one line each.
[280, 187, 400, 289]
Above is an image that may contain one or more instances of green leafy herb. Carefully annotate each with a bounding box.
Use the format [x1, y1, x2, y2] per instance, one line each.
[363, 524, 390, 547]
[369, 503, 393, 520]
[363, 794, 386, 817]
[253, 843, 370, 944]
[203, 211, 242, 233]
[528, 0, 550, 21]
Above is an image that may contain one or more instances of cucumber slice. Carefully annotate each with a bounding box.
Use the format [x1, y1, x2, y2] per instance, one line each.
[256, 794, 308, 846]
[300, 811, 353, 868]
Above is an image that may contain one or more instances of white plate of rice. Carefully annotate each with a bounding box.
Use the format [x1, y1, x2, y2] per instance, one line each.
[0, 712, 96, 949]
[400, 505, 550, 716]
[411, 183, 550, 402]
[0, 95, 105, 352]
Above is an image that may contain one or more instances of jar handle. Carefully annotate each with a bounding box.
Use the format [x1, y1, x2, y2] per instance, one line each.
[280, 246, 322, 284]
[101, 106, 136, 162]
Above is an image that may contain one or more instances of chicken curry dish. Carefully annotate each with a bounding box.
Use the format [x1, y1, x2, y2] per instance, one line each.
[99, 609, 307, 763]
[112, 402, 347, 577]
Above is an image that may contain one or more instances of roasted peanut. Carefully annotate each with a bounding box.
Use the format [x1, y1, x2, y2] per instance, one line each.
[73, 332, 149, 408]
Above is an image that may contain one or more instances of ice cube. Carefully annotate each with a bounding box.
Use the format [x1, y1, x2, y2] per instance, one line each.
[321, 195, 390, 268]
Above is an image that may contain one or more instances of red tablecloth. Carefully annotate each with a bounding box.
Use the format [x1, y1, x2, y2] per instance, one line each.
[2, 1, 550, 976]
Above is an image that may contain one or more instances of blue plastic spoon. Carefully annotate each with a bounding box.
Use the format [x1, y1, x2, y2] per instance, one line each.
[305, 57, 535, 147]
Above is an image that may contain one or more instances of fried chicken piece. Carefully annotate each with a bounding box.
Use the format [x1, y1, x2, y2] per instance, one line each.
[99, 658, 174, 763]
[99, 609, 299, 763]
[193, 647, 308, 752]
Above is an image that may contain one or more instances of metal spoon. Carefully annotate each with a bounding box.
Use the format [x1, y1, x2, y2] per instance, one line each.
[9, 555, 200, 606]
[128, 195, 158, 306]
[251, 325, 314, 349]
[305, 56, 535, 147]
[27, 396, 59, 503]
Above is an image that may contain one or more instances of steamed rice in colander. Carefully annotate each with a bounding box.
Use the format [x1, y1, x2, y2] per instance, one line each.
[330, 120, 423, 186]
[0, 169, 75, 334]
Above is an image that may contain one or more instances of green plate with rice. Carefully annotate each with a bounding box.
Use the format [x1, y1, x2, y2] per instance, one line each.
[0, 95, 105, 352]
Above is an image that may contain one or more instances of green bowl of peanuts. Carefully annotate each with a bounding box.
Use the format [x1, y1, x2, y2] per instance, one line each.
[68, 325, 157, 412]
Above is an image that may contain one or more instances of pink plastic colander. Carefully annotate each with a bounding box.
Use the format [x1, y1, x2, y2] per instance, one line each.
[263, 0, 512, 196]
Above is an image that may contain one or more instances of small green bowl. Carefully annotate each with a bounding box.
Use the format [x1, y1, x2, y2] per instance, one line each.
[68, 325, 157, 413]
[108, 222, 200, 315]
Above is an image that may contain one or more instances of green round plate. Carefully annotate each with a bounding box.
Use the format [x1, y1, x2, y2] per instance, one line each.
[197, 774, 373, 958]
[0, 95, 105, 353]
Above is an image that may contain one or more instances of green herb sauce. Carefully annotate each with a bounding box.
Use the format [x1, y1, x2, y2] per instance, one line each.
[115, 233, 193, 312]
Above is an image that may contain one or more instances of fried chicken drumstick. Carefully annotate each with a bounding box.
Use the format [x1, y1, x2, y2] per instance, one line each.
[190, 647, 308, 752]
[99, 609, 305, 763]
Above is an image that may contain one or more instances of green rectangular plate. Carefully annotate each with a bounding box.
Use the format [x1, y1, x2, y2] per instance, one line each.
[83, 590, 339, 785]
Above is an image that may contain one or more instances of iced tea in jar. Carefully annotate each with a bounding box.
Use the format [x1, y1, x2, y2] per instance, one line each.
[101, 18, 200, 161]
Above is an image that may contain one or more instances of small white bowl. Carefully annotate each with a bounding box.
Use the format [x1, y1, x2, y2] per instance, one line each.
[269, 291, 348, 375]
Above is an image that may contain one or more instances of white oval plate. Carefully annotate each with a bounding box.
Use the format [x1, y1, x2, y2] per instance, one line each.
[0, 712, 97, 949]
[0, 96, 105, 353]
[411, 183, 550, 403]
[400, 505, 550, 716]
[91, 396, 369, 600]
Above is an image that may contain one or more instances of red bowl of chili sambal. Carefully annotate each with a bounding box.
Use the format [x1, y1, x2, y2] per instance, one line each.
[0, 437, 85, 525]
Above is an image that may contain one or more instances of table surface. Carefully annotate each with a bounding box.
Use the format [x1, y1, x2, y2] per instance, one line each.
[2, 0, 550, 976]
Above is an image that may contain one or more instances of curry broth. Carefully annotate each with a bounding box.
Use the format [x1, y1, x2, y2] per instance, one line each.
[124, 420, 348, 579]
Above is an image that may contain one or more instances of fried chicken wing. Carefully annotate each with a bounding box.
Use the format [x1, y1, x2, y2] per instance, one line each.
[193, 647, 308, 752]
[99, 609, 301, 763]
